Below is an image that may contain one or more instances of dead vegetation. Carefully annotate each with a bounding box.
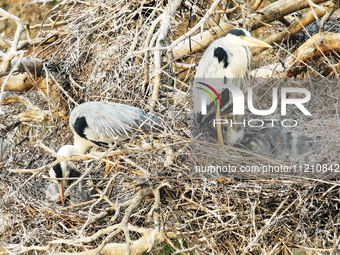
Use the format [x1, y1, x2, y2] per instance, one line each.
[0, 0, 340, 254]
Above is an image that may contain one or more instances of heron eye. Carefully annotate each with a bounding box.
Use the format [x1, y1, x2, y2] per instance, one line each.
[240, 35, 244, 39]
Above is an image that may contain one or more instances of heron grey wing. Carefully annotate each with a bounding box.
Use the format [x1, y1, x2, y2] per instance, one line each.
[83, 106, 137, 143]
[105, 103, 157, 131]
[70, 102, 156, 146]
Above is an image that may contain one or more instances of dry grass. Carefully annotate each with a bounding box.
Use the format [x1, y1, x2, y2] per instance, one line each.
[1, 0, 340, 254]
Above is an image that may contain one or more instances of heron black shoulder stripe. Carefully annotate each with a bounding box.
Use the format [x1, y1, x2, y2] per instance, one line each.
[53, 163, 63, 179]
[214, 47, 228, 69]
[90, 140, 109, 148]
[73, 116, 88, 139]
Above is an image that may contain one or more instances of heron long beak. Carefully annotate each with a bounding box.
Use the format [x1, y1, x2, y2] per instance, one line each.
[59, 182, 65, 205]
[244, 37, 272, 48]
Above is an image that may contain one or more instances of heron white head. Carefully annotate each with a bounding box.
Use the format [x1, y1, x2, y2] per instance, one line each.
[49, 145, 78, 205]
[223, 28, 272, 48]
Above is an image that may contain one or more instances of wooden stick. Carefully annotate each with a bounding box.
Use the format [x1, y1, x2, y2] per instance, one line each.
[216, 102, 224, 145]
[149, 0, 182, 108]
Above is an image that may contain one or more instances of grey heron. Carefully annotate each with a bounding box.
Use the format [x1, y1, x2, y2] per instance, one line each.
[49, 101, 161, 205]
[193, 28, 271, 143]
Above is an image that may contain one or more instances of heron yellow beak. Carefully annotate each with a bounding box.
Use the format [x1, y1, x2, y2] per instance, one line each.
[243, 37, 272, 48]
[59, 182, 65, 205]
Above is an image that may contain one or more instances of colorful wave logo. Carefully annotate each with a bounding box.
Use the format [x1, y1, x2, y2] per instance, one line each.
[197, 82, 222, 107]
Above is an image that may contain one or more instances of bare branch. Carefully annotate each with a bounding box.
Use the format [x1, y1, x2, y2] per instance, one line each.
[171, 0, 329, 58]
[285, 32, 340, 75]
[0, 52, 24, 114]
[149, 0, 182, 108]
[0, 8, 25, 55]
[168, 0, 222, 51]
[252, 0, 335, 56]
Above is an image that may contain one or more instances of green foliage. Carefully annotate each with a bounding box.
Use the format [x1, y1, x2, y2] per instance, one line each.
[157, 242, 174, 255]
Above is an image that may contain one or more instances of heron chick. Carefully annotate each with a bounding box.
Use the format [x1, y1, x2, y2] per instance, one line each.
[49, 101, 161, 205]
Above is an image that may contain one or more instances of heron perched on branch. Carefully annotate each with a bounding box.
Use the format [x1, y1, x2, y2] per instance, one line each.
[193, 28, 271, 143]
[48, 101, 161, 205]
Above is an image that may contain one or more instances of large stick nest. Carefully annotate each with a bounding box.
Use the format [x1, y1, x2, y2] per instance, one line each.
[1, 0, 340, 254]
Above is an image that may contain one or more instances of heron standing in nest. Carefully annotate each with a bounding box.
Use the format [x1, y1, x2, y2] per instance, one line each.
[48, 101, 161, 205]
[193, 28, 271, 144]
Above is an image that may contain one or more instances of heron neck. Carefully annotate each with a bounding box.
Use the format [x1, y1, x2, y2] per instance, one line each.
[57, 145, 79, 178]
[227, 45, 249, 79]
[57, 145, 79, 157]
[60, 161, 69, 178]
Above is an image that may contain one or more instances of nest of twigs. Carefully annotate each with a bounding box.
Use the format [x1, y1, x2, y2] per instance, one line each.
[1, 0, 340, 254]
